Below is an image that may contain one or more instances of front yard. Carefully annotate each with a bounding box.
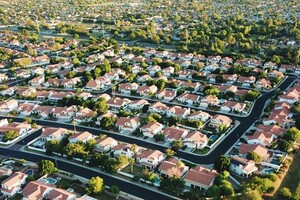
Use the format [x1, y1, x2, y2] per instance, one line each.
[121, 165, 144, 176]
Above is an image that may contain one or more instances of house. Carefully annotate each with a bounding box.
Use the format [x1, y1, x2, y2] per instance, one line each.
[0, 99, 18, 114]
[247, 131, 274, 146]
[40, 127, 68, 142]
[200, 95, 220, 108]
[112, 143, 138, 158]
[187, 111, 211, 122]
[86, 80, 103, 90]
[137, 74, 152, 83]
[162, 126, 189, 142]
[115, 117, 141, 133]
[279, 88, 300, 104]
[128, 99, 149, 110]
[263, 108, 291, 126]
[193, 54, 206, 63]
[148, 65, 161, 76]
[178, 70, 191, 78]
[184, 165, 219, 190]
[52, 106, 77, 120]
[140, 122, 164, 138]
[183, 131, 208, 149]
[230, 156, 258, 177]
[166, 106, 190, 119]
[95, 112, 117, 126]
[220, 57, 233, 65]
[220, 101, 246, 113]
[217, 85, 238, 94]
[148, 102, 169, 114]
[17, 87, 37, 98]
[0, 122, 31, 136]
[95, 77, 111, 86]
[118, 83, 139, 94]
[104, 72, 119, 81]
[156, 89, 177, 101]
[107, 98, 131, 112]
[0, 167, 12, 177]
[137, 85, 158, 96]
[268, 70, 283, 80]
[207, 55, 221, 63]
[1, 172, 28, 197]
[46, 188, 76, 200]
[0, 73, 8, 82]
[237, 76, 256, 87]
[69, 131, 94, 143]
[18, 103, 37, 116]
[279, 64, 295, 73]
[74, 108, 95, 122]
[204, 63, 219, 72]
[162, 66, 175, 77]
[179, 53, 193, 61]
[48, 91, 74, 102]
[209, 114, 232, 129]
[36, 91, 52, 101]
[256, 78, 272, 90]
[97, 93, 111, 101]
[154, 50, 169, 58]
[136, 149, 165, 169]
[158, 157, 189, 178]
[22, 181, 54, 200]
[29, 76, 45, 87]
[94, 136, 118, 153]
[0, 87, 17, 96]
[15, 69, 31, 78]
[223, 74, 238, 83]
[177, 93, 200, 105]
[263, 61, 277, 70]
[256, 124, 286, 137]
[239, 144, 270, 161]
[33, 106, 54, 118]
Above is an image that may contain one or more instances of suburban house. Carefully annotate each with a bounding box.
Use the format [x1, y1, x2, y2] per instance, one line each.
[95, 112, 117, 126]
[239, 144, 271, 161]
[158, 157, 189, 178]
[0, 73, 8, 82]
[74, 108, 95, 122]
[148, 102, 169, 115]
[279, 64, 295, 73]
[136, 149, 165, 169]
[86, 79, 103, 90]
[0, 167, 12, 177]
[52, 106, 77, 120]
[166, 106, 190, 119]
[0, 122, 31, 137]
[183, 131, 209, 149]
[115, 117, 141, 133]
[1, 172, 28, 197]
[0, 99, 18, 114]
[256, 78, 272, 90]
[220, 100, 246, 113]
[223, 74, 238, 83]
[29, 76, 45, 87]
[128, 99, 149, 111]
[22, 181, 54, 200]
[177, 93, 200, 105]
[18, 103, 37, 116]
[247, 131, 274, 146]
[46, 188, 76, 200]
[200, 95, 220, 108]
[209, 114, 232, 129]
[230, 156, 258, 177]
[94, 136, 118, 153]
[187, 110, 211, 122]
[162, 66, 175, 77]
[207, 55, 221, 63]
[237, 76, 256, 87]
[178, 70, 191, 78]
[40, 127, 68, 141]
[137, 85, 158, 96]
[32, 106, 54, 118]
[140, 122, 164, 138]
[137, 74, 152, 83]
[118, 83, 139, 94]
[263, 61, 277, 70]
[184, 165, 219, 190]
[107, 98, 131, 112]
[256, 124, 286, 137]
[112, 143, 138, 158]
[156, 89, 177, 101]
[279, 86, 300, 104]
[162, 126, 189, 142]
[0, 87, 17, 96]
[68, 131, 94, 143]
[262, 108, 291, 127]
[268, 70, 283, 80]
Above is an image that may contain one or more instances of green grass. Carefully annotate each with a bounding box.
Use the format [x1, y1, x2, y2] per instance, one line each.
[70, 183, 86, 195]
[181, 160, 196, 168]
[90, 191, 116, 200]
[193, 147, 210, 155]
[121, 165, 144, 176]
[56, 178, 73, 189]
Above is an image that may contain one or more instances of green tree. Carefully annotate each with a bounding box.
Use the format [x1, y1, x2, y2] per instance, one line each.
[214, 155, 231, 172]
[246, 152, 262, 163]
[238, 189, 262, 200]
[283, 127, 300, 142]
[38, 160, 58, 176]
[2, 130, 19, 142]
[100, 116, 116, 129]
[86, 176, 104, 194]
[159, 176, 185, 195]
[278, 187, 292, 199]
[206, 185, 221, 197]
[165, 148, 176, 158]
[109, 185, 120, 194]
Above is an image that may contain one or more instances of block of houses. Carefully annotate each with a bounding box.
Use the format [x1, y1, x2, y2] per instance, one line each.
[140, 122, 164, 138]
[40, 127, 68, 142]
[239, 144, 270, 161]
[187, 110, 211, 122]
[184, 165, 219, 190]
[162, 126, 189, 142]
[262, 108, 291, 127]
[128, 99, 149, 111]
[136, 149, 165, 169]
[177, 93, 200, 105]
[209, 114, 232, 129]
[74, 108, 95, 122]
[183, 131, 208, 149]
[112, 143, 138, 158]
[230, 156, 258, 177]
[1, 172, 28, 197]
[148, 102, 169, 115]
[118, 83, 139, 94]
[137, 85, 158, 96]
[46, 188, 76, 200]
[94, 136, 118, 153]
[116, 117, 141, 133]
[69, 131, 94, 143]
[256, 124, 286, 138]
[158, 157, 189, 178]
[18, 103, 37, 116]
[247, 131, 274, 146]
[22, 181, 54, 200]
[156, 89, 177, 101]
[0, 99, 18, 114]
[166, 106, 190, 119]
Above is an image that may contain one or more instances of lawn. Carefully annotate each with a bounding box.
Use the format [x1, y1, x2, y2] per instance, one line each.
[272, 149, 300, 199]
[193, 147, 210, 155]
[56, 178, 73, 189]
[121, 165, 144, 176]
[90, 191, 116, 200]
[70, 183, 86, 195]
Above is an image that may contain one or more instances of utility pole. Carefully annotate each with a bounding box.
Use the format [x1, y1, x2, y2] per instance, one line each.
[36, 15, 40, 36]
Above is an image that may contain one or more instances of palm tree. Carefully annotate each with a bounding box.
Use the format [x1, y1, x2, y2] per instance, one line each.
[112, 86, 116, 98]
[129, 157, 135, 174]
[72, 120, 77, 133]
[129, 144, 138, 174]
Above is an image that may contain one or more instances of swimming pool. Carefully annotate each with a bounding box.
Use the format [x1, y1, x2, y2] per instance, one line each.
[262, 168, 276, 175]
[209, 135, 218, 141]
[25, 169, 34, 176]
[39, 178, 57, 185]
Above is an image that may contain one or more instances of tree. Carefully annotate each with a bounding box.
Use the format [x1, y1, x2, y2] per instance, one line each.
[214, 155, 231, 172]
[165, 148, 175, 158]
[154, 133, 165, 142]
[159, 176, 185, 195]
[171, 140, 184, 151]
[278, 140, 293, 152]
[24, 117, 32, 124]
[100, 116, 116, 129]
[38, 160, 58, 176]
[283, 127, 300, 142]
[86, 176, 104, 194]
[238, 189, 262, 200]
[246, 152, 262, 163]
[206, 185, 221, 197]
[109, 185, 120, 194]
[278, 187, 292, 199]
[2, 130, 19, 142]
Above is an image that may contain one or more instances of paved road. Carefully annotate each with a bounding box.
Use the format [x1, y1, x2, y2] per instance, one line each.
[1, 75, 296, 165]
[0, 148, 176, 200]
